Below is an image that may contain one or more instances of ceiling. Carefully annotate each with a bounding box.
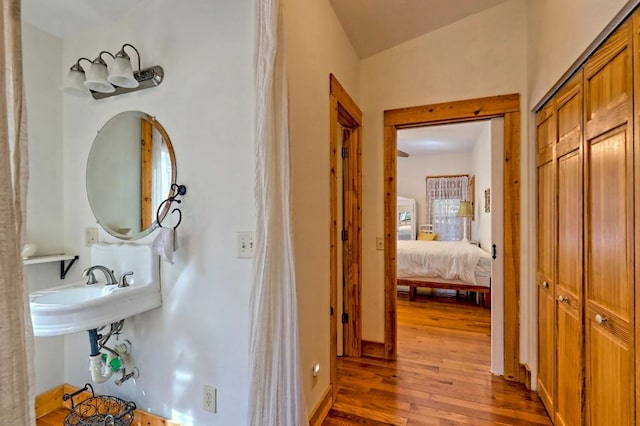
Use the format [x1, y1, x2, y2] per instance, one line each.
[329, 0, 510, 58]
[24, 0, 509, 58]
[397, 121, 490, 157]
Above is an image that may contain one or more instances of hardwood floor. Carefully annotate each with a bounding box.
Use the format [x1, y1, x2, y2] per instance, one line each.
[323, 291, 552, 425]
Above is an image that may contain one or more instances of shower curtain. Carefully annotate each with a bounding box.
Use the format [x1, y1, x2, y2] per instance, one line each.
[248, 0, 307, 424]
[0, 0, 34, 424]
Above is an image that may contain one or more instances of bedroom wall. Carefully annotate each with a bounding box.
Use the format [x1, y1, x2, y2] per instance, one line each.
[55, 1, 255, 424]
[358, 0, 528, 346]
[470, 123, 492, 251]
[284, 0, 361, 412]
[396, 152, 471, 230]
[22, 22, 66, 395]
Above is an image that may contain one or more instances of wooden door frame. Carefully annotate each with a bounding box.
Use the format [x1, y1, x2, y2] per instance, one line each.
[329, 74, 363, 399]
[383, 94, 523, 382]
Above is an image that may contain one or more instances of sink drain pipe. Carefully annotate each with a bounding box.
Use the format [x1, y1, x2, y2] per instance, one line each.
[87, 328, 113, 383]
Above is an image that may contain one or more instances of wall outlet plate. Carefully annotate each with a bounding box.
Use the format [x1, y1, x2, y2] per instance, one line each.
[203, 384, 217, 413]
[85, 227, 98, 246]
[237, 231, 254, 258]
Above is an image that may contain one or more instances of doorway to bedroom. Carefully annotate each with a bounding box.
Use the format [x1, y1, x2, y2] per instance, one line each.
[383, 94, 522, 382]
[395, 119, 504, 374]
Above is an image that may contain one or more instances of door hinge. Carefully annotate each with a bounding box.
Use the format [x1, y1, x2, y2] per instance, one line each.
[341, 229, 348, 241]
[342, 312, 349, 324]
[341, 146, 349, 159]
[330, 306, 334, 315]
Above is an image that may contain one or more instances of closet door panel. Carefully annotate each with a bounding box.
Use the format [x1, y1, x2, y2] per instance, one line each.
[585, 309, 633, 426]
[584, 21, 634, 425]
[554, 73, 584, 426]
[556, 149, 583, 426]
[588, 130, 632, 319]
[555, 304, 582, 426]
[634, 8, 640, 417]
[536, 104, 555, 415]
[537, 159, 554, 413]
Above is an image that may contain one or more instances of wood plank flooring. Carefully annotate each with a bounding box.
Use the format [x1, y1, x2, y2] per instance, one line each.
[323, 291, 552, 425]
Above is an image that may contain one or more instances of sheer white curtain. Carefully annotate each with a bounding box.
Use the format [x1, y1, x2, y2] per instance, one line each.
[425, 176, 469, 241]
[249, 0, 307, 424]
[0, 0, 35, 423]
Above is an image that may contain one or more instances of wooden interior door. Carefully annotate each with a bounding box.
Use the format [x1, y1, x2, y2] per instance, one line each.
[584, 22, 635, 425]
[330, 74, 363, 376]
[341, 126, 361, 357]
[536, 101, 556, 416]
[554, 73, 584, 426]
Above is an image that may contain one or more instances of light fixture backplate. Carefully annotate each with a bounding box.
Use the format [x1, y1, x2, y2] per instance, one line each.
[91, 65, 164, 100]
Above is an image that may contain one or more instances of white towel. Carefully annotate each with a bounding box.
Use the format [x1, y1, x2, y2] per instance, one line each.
[151, 227, 179, 264]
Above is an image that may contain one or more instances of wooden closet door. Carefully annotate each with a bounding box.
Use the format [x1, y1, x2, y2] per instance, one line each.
[554, 73, 584, 426]
[584, 22, 635, 426]
[536, 102, 556, 416]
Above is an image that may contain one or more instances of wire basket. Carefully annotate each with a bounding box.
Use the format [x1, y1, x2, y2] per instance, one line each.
[63, 383, 136, 426]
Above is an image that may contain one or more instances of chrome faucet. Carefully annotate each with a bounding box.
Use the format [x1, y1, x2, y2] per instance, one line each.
[83, 265, 118, 286]
[118, 271, 134, 288]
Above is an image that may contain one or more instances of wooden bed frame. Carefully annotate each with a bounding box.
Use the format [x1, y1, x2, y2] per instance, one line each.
[398, 226, 491, 307]
[397, 277, 491, 308]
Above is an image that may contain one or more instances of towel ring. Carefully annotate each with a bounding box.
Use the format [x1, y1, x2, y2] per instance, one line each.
[156, 184, 187, 229]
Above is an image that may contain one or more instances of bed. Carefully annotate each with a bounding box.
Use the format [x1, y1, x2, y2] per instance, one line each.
[396, 238, 492, 305]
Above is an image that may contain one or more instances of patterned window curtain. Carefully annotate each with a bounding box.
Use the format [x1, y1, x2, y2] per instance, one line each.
[425, 176, 469, 241]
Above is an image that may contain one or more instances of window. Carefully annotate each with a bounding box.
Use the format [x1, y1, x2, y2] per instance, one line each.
[425, 175, 469, 241]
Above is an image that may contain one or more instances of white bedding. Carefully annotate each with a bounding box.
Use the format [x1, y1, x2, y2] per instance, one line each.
[397, 240, 491, 285]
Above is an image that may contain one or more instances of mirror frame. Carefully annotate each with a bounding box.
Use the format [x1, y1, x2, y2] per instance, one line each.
[86, 111, 177, 240]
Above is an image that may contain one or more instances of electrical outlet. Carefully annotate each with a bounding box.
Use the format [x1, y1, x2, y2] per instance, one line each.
[203, 385, 217, 413]
[237, 231, 254, 258]
[376, 237, 384, 251]
[85, 227, 98, 246]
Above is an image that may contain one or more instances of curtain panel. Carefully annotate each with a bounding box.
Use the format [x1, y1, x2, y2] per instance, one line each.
[0, 0, 34, 424]
[249, 0, 307, 424]
[425, 175, 469, 241]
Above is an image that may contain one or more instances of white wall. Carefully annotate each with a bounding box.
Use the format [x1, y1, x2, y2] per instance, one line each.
[359, 0, 528, 343]
[470, 124, 492, 250]
[22, 22, 67, 395]
[527, 0, 628, 108]
[54, 2, 255, 425]
[284, 0, 360, 412]
[397, 152, 471, 228]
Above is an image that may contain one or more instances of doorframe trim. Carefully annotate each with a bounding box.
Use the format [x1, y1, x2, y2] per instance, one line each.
[383, 94, 523, 382]
[329, 74, 363, 400]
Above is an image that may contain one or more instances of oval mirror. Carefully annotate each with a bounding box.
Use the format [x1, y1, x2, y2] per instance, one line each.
[87, 111, 176, 240]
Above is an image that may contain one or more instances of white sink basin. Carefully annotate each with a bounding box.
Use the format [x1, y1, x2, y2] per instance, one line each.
[30, 281, 161, 336]
[33, 284, 119, 305]
[30, 243, 161, 336]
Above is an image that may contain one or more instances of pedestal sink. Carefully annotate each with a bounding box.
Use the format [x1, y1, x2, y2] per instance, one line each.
[30, 243, 161, 336]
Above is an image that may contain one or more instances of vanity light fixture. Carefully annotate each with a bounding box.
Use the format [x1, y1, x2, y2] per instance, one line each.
[63, 43, 163, 100]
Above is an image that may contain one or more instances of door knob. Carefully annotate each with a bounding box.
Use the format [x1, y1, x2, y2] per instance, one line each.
[558, 295, 568, 303]
[595, 314, 608, 325]
[542, 281, 549, 289]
